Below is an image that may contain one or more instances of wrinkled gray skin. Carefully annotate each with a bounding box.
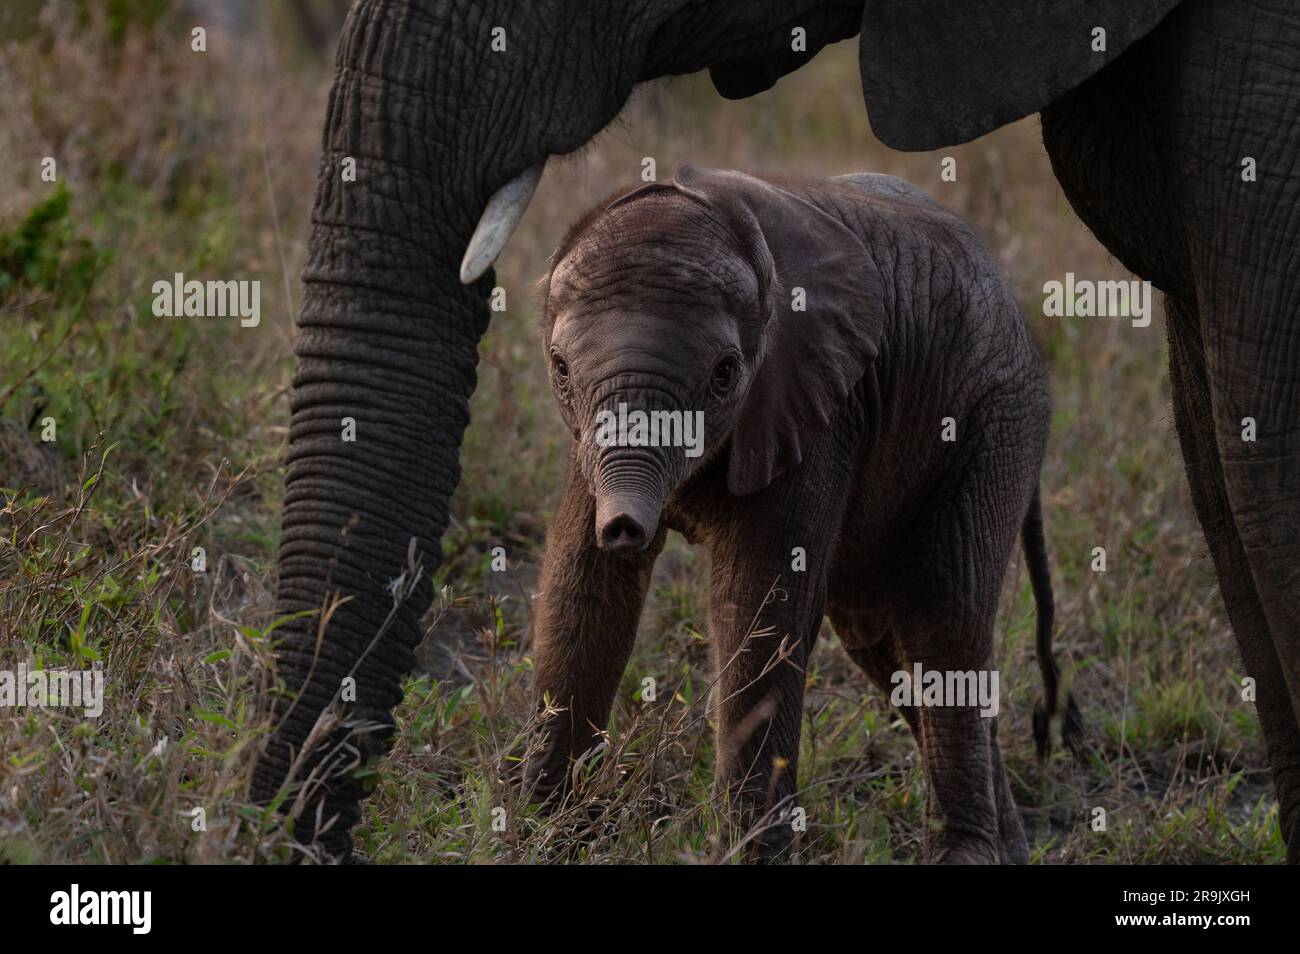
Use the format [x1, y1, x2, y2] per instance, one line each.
[253, 0, 1300, 862]
[527, 167, 1049, 862]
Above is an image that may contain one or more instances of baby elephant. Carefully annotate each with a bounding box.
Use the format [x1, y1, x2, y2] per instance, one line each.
[526, 166, 1080, 863]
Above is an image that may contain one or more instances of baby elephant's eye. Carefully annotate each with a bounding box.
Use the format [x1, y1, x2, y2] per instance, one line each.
[552, 352, 570, 383]
[711, 355, 738, 394]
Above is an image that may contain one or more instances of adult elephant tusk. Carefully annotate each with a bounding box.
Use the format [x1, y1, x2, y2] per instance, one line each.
[459, 161, 546, 284]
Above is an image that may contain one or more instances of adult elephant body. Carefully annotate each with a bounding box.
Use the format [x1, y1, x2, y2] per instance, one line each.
[251, 0, 1300, 861]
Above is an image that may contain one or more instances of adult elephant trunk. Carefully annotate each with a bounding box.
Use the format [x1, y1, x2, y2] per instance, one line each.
[249, 2, 574, 855]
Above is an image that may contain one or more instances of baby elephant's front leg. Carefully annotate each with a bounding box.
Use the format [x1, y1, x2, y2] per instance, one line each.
[708, 530, 826, 861]
[524, 462, 663, 797]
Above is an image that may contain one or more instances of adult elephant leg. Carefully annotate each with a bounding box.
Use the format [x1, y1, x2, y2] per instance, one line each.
[1186, 289, 1300, 858]
[1168, 1, 1300, 859]
[1043, 0, 1300, 859]
[1166, 297, 1300, 860]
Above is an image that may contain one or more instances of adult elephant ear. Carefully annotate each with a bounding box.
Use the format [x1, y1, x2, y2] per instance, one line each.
[672, 166, 884, 497]
[859, 0, 1182, 149]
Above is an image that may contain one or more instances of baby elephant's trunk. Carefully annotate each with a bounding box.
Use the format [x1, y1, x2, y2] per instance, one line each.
[588, 392, 694, 551]
[593, 448, 672, 551]
[1023, 485, 1087, 761]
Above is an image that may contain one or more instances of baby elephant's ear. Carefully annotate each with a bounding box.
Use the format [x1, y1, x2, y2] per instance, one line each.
[673, 166, 885, 496]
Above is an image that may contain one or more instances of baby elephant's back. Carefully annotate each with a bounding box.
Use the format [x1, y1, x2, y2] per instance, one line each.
[829, 172, 994, 268]
[832, 172, 948, 216]
[830, 169, 1038, 355]
[829, 170, 1049, 435]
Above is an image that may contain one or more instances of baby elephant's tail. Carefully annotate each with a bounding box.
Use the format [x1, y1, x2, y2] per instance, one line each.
[1023, 486, 1086, 762]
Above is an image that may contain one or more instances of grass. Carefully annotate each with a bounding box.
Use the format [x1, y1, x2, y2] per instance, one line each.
[0, 3, 1282, 863]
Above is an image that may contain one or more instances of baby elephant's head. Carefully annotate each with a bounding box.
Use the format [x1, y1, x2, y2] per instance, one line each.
[542, 166, 884, 551]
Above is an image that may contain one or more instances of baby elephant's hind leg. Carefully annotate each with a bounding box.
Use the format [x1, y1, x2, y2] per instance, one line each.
[845, 628, 1027, 863]
[893, 428, 1038, 862]
[915, 691, 1001, 863]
